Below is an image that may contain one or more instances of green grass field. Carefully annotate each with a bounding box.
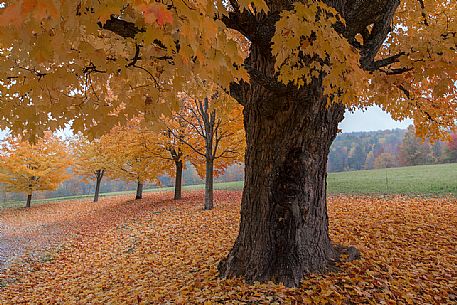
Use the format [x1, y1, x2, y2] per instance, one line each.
[2, 163, 457, 209]
[327, 163, 457, 196]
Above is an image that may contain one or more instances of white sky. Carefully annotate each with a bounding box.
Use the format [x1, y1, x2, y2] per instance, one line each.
[339, 106, 413, 132]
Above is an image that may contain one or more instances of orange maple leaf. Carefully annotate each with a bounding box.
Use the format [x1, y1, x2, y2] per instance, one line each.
[139, 3, 173, 26]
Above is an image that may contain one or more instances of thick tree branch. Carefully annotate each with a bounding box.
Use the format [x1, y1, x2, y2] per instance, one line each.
[358, 1, 400, 69]
[244, 64, 290, 93]
[99, 16, 145, 38]
[221, 11, 257, 40]
[381, 67, 414, 75]
[228, 81, 249, 106]
[371, 52, 406, 70]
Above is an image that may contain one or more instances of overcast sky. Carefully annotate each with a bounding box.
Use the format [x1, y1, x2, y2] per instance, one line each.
[339, 106, 413, 133]
[0, 106, 412, 140]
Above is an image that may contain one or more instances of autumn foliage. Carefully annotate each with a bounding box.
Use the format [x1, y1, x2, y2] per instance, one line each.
[0, 134, 70, 207]
[0, 1, 455, 139]
[1, 0, 457, 288]
[71, 135, 114, 202]
[175, 87, 245, 209]
[0, 191, 456, 304]
[101, 118, 168, 199]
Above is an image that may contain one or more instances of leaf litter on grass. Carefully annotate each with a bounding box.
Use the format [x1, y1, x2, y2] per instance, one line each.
[0, 191, 456, 304]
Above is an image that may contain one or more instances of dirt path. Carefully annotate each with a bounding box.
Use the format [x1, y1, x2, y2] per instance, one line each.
[0, 219, 67, 270]
[0, 223, 11, 267]
[0, 191, 182, 272]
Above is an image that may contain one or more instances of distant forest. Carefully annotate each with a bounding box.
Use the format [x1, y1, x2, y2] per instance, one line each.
[3, 125, 457, 202]
[328, 125, 457, 172]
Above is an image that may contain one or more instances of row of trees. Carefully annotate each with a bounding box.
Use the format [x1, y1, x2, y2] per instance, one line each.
[6, 122, 457, 207]
[0, 0, 455, 286]
[329, 126, 457, 172]
[0, 96, 245, 209]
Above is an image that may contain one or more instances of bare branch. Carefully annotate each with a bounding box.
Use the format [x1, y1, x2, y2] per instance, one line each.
[127, 44, 142, 67]
[215, 148, 240, 159]
[169, 128, 205, 157]
[417, 0, 429, 26]
[175, 110, 206, 138]
[397, 84, 411, 99]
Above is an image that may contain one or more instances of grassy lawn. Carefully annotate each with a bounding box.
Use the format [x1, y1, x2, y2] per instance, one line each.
[2, 163, 457, 209]
[327, 163, 457, 196]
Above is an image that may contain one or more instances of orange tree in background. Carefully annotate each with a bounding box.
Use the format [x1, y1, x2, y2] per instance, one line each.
[103, 118, 166, 200]
[155, 115, 189, 200]
[0, 133, 70, 208]
[175, 84, 245, 210]
[0, 0, 456, 286]
[71, 135, 114, 203]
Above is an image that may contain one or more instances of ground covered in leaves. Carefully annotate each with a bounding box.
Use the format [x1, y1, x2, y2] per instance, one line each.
[0, 191, 456, 304]
[0, 194, 172, 269]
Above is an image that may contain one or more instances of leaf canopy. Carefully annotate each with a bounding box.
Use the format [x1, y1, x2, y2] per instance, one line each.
[0, 0, 455, 139]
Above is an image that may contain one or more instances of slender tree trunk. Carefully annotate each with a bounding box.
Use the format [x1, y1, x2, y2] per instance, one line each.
[25, 193, 32, 208]
[204, 158, 214, 210]
[94, 178, 101, 202]
[135, 180, 143, 200]
[94, 169, 104, 203]
[174, 160, 183, 200]
[203, 100, 215, 210]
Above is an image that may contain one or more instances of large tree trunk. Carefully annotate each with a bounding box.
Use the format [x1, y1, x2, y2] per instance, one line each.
[25, 193, 32, 208]
[174, 160, 183, 200]
[219, 87, 345, 286]
[94, 169, 104, 203]
[135, 180, 143, 200]
[217, 0, 401, 285]
[204, 158, 214, 210]
[218, 22, 348, 284]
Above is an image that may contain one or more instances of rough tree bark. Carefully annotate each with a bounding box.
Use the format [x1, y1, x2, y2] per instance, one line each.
[94, 169, 105, 203]
[219, 0, 400, 287]
[218, 74, 345, 286]
[174, 160, 183, 200]
[135, 180, 144, 200]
